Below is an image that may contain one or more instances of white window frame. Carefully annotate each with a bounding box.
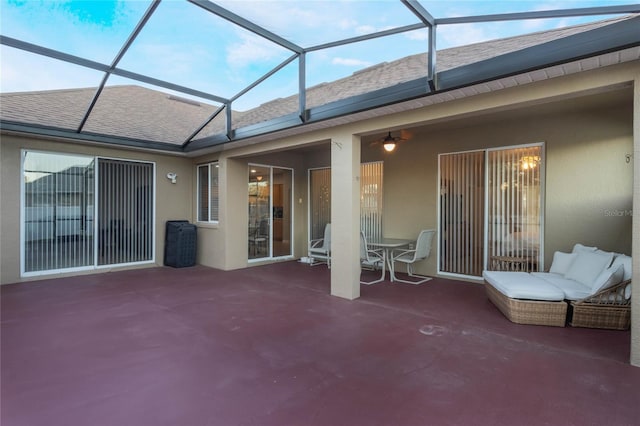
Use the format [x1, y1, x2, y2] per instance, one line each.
[196, 162, 219, 223]
[20, 149, 156, 277]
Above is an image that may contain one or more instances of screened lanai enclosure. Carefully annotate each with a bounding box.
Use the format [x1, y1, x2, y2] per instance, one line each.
[2, 1, 639, 278]
[2, 1, 639, 151]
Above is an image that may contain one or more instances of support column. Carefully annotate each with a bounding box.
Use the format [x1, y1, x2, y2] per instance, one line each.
[330, 133, 361, 300]
[631, 76, 640, 367]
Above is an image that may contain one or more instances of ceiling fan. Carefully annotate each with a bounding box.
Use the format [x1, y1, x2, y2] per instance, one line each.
[371, 130, 411, 152]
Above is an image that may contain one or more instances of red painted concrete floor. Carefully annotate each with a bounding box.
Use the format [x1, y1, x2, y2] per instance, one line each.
[2, 262, 639, 426]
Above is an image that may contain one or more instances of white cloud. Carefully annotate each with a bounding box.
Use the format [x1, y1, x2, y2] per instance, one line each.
[405, 29, 429, 41]
[226, 32, 287, 68]
[0, 47, 102, 93]
[331, 57, 373, 67]
[355, 25, 376, 35]
[438, 23, 491, 49]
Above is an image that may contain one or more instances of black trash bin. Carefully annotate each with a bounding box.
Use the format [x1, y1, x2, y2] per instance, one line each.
[164, 220, 197, 267]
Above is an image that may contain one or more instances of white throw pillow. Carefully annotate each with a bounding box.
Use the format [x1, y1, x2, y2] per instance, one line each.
[549, 251, 577, 275]
[564, 250, 614, 287]
[611, 254, 632, 281]
[591, 264, 624, 293]
[572, 243, 598, 253]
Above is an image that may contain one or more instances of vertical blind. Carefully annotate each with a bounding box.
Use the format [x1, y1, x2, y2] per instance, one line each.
[439, 151, 485, 276]
[309, 168, 331, 240]
[360, 161, 383, 241]
[98, 158, 154, 266]
[487, 145, 542, 271]
[308, 162, 383, 242]
[197, 162, 219, 222]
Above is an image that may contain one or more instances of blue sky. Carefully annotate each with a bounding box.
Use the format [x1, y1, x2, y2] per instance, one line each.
[0, 0, 635, 110]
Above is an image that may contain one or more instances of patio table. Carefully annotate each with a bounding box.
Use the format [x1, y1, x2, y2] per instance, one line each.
[367, 238, 413, 282]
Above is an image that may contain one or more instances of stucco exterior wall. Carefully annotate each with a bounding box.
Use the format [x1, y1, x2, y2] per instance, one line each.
[192, 150, 309, 270]
[374, 99, 633, 278]
[0, 134, 193, 284]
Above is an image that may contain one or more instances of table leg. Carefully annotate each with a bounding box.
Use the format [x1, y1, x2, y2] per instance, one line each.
[386, 248, 396, 282]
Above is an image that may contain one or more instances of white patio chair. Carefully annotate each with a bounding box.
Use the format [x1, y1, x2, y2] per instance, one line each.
[390, 229, 435, 284]
[248, 219, 268, 256]
[308, 223, 331, 267]
[360, 232, 386, 284]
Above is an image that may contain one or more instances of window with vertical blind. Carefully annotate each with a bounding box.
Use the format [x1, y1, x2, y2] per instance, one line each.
[308, 162, 383, 242]
[21, 151, 155, 276]
[439, 150, 485, 277]
[487, 145, 543, 272]
[197, 162, 219, 223]
[97, 158, 154, 266]
[438, 144, 544, 278]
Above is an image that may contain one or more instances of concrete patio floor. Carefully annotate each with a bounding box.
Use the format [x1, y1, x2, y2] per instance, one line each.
[1, 261, 638, 426]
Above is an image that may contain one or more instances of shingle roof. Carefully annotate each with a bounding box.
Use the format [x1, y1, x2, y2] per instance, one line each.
[1, 14, 638, 150]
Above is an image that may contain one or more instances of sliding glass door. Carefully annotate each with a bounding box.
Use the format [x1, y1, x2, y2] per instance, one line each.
[438, 144, 544, 278]
[22, 150, 155, 276]
[487, 145, 543, 272]
[248, 165, 293, 260]
[23, 152, 95, 273]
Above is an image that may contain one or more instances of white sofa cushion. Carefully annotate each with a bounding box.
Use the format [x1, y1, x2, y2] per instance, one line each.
[549, 251, 577, 275]
[564, 250, 613, 287]
[483, 271, 565, 301]
[531, 272, 592, 301]
[611, 254, 632, 281]
[572, 243, 598, 253]
[591, 264, 624, 293]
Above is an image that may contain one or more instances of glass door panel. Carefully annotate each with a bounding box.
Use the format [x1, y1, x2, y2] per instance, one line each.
[487, 145, 543, 272]
[22, 151, 95, 273]
[248, 166, 271, 260]
[272, 168, 292, 258]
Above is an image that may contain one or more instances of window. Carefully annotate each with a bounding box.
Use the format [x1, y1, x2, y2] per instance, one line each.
[197, 162, 219, 222]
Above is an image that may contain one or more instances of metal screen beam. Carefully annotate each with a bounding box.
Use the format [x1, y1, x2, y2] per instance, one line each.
[0, 36, 229, 105]
[187, 0, 303, 53]
[1, 121, 184, 152]
[401, 0, 436, 26]
[78, 0, 161, 132]
[299, 52, 307, 122]
[230, 53, 299, 103]
[306, 23, 425, 52]
[437, 15, 640, 91]
[1, 36, 110, 72]
[182, 104, 227, 148]
[436, 4, 640, 25]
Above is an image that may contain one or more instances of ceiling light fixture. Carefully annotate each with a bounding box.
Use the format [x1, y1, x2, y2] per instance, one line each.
[521, 155, 541, 170]
[382, 132, 397, 152]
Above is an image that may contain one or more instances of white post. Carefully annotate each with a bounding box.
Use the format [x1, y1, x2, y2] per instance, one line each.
[330, 133, 361, 300]
[631, 75, 640, 367]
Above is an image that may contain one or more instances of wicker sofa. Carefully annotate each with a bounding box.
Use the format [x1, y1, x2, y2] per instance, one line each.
[483, 244, 632, 329]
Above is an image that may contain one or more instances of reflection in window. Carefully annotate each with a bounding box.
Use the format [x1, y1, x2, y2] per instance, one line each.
[197, 162, 219, 222]
[22, 151, 155, 275]
[23, 151, 95, 272]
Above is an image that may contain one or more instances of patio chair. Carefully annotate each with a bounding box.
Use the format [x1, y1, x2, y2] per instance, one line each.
[308, 223, 331, 267]
[360, 232, 385, 285]
[248, 219, 268, 256]
[390, 229, 435, 284]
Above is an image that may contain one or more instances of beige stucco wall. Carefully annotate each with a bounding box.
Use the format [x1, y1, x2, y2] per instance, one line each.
[192, 150, 309, 270]
[0, 134, 193, 284]
[1, 66, 635, 286]
[373, 98, 633, 278]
